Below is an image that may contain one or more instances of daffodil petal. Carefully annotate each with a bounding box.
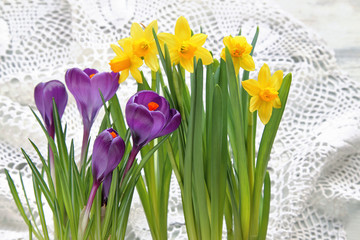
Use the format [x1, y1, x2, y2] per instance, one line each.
[169, 49, 180, 65]
[144, 54, 159, 71]
[233, 57, 241, 75]
[111, 44, 123, 56]
[273, 96, 281, 108]
[190, 33, 207, 47]
[195, 47, 213, 65]
[145, 20, 158, 40]
[130, 67, 142, 83]
[223, 36, 232, 48]
[271, 70, 283, 90]
[158, 33, 178, 49]
[249, 96, 261, 112]
[119, 70, 129, 83]
[175, 16, 191, 41]
[180, 57, 194, 73]
[240, 55, 255, 72]
[117, 37, 131, 49]
[258, 63, 271, 87]
[258, 101, 273, 125]
[242, 79, 260, 96]
[219, 49, 225, 61]
[131, 23, 144, 39]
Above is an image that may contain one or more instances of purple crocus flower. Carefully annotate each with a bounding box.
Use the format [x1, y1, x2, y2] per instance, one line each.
[34, 80, 68, 138]
[65, 68, 119, 165]
[124, 90, 181, 176]
[34, 80, 68, 181]
[81, 128, 125, 230]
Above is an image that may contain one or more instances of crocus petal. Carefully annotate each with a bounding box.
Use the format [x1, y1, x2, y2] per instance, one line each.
[180, 57, 194, 73]
[43, 80, 68, 119]
[190, 33, 207, 47]
[242, 79, 260, 96]
[104, 136, 125, 177]
[148, 111, 167, 141]
[258, 63, 271, 87]
[34, 83, 46, 119]
[92, 131, 113, 183]
[83, 68, 98, 77]
[34, 80, 68, 137]
[240, 55, 255, 72]
[271, 70, 283, 91]
[175, 16, 191, 41]
[157, 109, 181, 137]
[258, 101, 273, 125]
[249, 96, 261, 112]
[134, 90, 161, 105]
[131, 22, 144, 39]
[145, 20, 158, 40]
[102, 173, 112, 205]
[194, 47, 213, 65]
[144, 53, 159, 72]
[126, 103, 154, 147]
[90, 72, 119, 110]
[65, 68, 92, 107]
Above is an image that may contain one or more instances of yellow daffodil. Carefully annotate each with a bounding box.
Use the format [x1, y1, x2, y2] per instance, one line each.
[158, 16, 213, 73]
[109, 38, 143, 83]
[220, 35, 255, 74]
[242, 63, 283, 125]
[126, 20, 159, 71]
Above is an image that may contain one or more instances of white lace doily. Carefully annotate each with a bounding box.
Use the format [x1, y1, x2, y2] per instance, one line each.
[1, 0, 359, 239]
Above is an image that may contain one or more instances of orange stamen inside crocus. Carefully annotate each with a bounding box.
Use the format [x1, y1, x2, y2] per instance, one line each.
[110, 131, 117, 139]
[89, 74, 95, 78]
[148, 102, 159, 111]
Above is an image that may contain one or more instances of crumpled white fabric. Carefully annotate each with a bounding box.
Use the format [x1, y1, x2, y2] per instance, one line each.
[0, 0, 359, 239]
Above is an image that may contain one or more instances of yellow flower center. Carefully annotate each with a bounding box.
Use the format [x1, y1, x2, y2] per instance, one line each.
[179, 42, 197, 59]
[232, 45, 245, 57]
[109, 55, 131, 73]
[133, 39, 150, 57]
[148, 102, 159, 111]
[89, 74, 95, 78]
[259, 88, 278, 102]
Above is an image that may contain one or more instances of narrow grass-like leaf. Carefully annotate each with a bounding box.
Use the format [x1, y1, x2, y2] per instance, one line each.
[258, 172, 271, 240]
[33, 176, 50, 240]
[21, 149, 54, 210]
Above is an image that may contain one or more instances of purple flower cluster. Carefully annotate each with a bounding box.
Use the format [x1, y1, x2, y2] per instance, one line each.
[34, 68, 181, 224]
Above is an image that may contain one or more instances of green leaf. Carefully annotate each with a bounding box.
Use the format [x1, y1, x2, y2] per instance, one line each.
[33, 175, 50, 240]
[258, 172, 271, 240]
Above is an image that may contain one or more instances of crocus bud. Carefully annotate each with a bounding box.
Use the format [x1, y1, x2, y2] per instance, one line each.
[123, 90, 181, 177]
[81, 128, 125, 234]
[34, 80, 68, 138]
[125, 90, 181, 149]
[65, 68, 119, 165]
